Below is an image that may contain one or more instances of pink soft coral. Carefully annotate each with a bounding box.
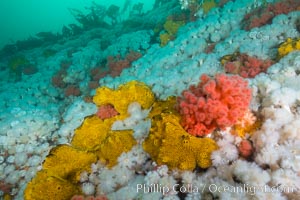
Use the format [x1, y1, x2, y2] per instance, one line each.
[107, 51, 142, 77]
[238, 139, 254, 158]
[243, 0, 300, 30]
[96, 104, 119, 120]
[223, 53, 273, 78]
[177, 74, 252, 136]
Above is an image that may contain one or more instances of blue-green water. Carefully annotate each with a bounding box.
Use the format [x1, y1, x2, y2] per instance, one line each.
[0, 0, 155, 49]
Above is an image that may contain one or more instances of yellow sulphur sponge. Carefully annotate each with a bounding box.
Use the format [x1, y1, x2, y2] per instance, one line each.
[144, 113, 218, 170]
[278, 37, 300, 58]
[24, 145, 97, 199]
[93, 81, 155, 117]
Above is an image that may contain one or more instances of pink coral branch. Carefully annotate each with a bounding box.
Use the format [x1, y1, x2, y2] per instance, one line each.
[224, 53, 273, 78]
[177, 74, 252, 136]
[96, 104, 119, 120]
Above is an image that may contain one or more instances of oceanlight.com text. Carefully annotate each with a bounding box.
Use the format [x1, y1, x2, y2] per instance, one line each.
[136, 183, 297, 196]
